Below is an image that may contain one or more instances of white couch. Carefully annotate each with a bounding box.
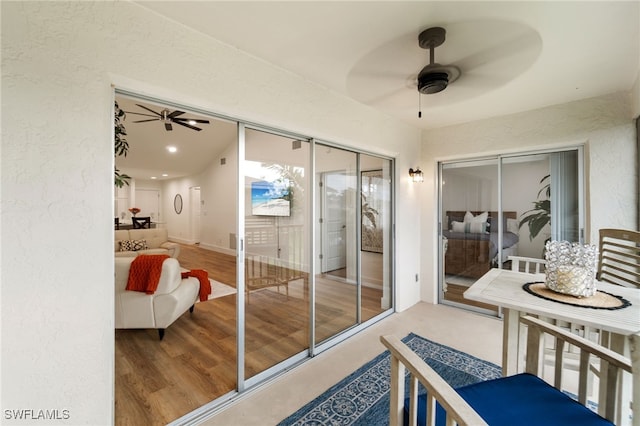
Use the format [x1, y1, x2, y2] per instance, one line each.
[114, 228, 180, 258]
[115, 256, 199, 340]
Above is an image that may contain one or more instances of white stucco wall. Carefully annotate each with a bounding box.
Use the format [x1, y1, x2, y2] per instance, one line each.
[1, 2, 421, 424]
[420, 92, 638, 303]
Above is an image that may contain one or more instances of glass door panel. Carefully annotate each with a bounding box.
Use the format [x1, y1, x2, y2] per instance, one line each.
[440, 149, 583, 315]
[244, 129, 310, 379]
[501, 154, 551, 266]
[502, 150, 581, 269]
[314, 145, 358, 344]
[360, 154, 392, 322]
[440, 159, 500, 314]
[313, 147, 393, 344]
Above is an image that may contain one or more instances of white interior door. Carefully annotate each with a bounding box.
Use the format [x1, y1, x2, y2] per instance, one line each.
[322, 171, 347, 272]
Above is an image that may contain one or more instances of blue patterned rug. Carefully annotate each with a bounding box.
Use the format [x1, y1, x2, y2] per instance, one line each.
[277, 333, 501, 426]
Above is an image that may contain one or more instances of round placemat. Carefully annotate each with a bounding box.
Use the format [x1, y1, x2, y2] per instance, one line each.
[523, 282, 631, 310]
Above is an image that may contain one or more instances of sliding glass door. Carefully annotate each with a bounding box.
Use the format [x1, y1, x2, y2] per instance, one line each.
[359, 154, 393, 322]
[439, 148, 584, 315]
[243, 128, 310, 380]
[313, 146, 393, 345]
[113, 91, 395, 423]
[314, 145, 358, 342]
[440, 159, 500, 313]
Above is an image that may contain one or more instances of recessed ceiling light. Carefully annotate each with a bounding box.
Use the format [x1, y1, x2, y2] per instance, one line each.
[167, 146, 177, 153]
[162, 173, 168, 177]
[188, 120, 196, 125]
[151, 176, 157, 180]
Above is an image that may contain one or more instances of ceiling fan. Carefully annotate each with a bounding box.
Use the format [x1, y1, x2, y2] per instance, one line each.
[416, 27, 460, 95]
[125, 104, 210, 131]
[346, 21, 541, 119]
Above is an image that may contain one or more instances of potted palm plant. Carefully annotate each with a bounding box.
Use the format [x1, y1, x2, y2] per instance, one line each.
[519, 174, 550, 241]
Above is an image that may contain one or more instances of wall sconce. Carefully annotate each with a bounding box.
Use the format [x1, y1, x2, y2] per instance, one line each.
[409, 167, 424, 183]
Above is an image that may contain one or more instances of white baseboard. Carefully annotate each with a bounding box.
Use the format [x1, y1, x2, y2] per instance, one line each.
[168, 236, 195, 245]
[197, 242, 236, 256]
[167, 237, 235, 256]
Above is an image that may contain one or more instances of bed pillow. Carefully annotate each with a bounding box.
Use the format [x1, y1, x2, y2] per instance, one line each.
[464, 211, 488, 224]
[507, 218, 519, 234]
[451, 221, 466, 233]
[469, 221, 487, 233]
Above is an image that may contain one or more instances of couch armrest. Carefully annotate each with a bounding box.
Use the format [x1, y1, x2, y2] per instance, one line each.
[153, 277, 199, 328]
[160, 241, 180, 258]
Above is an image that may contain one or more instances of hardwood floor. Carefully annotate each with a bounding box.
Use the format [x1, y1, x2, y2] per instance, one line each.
[115, 243, 386, 425]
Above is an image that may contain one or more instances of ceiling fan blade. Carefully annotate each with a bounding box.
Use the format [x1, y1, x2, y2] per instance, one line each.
[174, 118, 210, 124]
[167, 110, 186, 119]
[366, 86, 408, 107]
[124, 111, 158, 118]
[132, 118, 160, 123]
[174, 120, 202, 131]
[135, 104, 162, 116]
[453, 31, 541, 73]
[164, 123, 173, 131]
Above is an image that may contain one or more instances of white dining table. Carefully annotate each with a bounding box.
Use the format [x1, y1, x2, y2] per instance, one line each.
[464, 268, 640, 426]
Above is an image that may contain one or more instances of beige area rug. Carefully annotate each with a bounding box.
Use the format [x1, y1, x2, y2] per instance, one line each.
[207, 279, 237, 300]
[180, 267, 237, 301]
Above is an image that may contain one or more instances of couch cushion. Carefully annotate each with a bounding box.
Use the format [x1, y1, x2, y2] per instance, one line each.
[405, 373, 612, 426]
[115, 251, 138, 258]
[139, 248, 170, 256]
[129, 228, 169, 249]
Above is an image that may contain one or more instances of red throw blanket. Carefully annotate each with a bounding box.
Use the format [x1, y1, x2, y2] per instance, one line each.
[126, 254, 170, 294]
[181, 269, 212, 301]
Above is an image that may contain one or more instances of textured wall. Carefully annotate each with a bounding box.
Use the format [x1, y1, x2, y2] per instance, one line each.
[1, 2, 421, 424]
[420, 92, 637, 302]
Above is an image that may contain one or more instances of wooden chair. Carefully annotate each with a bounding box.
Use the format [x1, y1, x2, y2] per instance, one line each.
[132, 216, 151, 229]
[594, 228, 639, 410]
[597, 228, 640, 289]
[509, 255, 600, 392]
[508, 255, 546, 273]
[382, 315, 632, 426]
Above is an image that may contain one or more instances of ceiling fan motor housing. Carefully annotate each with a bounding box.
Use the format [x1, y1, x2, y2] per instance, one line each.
[418, 71, 449, 94]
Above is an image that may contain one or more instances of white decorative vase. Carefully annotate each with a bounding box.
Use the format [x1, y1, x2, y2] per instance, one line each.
[544, 240, 597, 298]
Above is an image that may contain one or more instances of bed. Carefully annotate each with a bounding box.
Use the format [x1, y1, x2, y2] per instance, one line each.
[444, 211, 519, 279]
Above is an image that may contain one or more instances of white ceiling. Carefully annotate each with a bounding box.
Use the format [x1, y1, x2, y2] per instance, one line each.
[137, 1, 640, 129]
[120, 1, 639, 180]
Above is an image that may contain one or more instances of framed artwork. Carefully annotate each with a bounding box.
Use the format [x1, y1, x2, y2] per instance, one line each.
[361, 169, 383, 253]
[251, 180, 291, 217]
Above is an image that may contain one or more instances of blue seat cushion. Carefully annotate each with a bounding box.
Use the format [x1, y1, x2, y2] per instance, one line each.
[404, 373, 613, 426]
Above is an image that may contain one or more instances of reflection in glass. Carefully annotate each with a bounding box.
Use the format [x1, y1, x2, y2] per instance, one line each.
[360, 155, 392, 322]
[440, 150, 582, 315]
[314, 147, 392, 344]
[244, 130, 309, 379]
[315, 146, 357, 343]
